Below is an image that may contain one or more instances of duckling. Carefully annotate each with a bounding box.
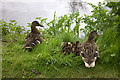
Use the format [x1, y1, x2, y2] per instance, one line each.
[73, 41, 82, 56]
[80, 31, 100, 68]
[61, 42, 73, 55]
[61, 42, 68, 53]
[74, 47, 80, 56]
[67, 42, 73, 54]
[72, 43, 76, 52]
[67, 42, 73, 48]
[61, 42, 68, 49]
[23, 21, 44, 49]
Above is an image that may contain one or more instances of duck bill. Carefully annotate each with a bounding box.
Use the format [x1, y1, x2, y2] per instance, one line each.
[82, 57, 97, 68]
[84, 61, 95, 68]
[39, 24, 44, 27]
[96, 34, 100, 36]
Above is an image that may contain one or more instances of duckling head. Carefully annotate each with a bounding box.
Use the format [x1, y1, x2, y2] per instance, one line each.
[76, 41, 80, 44]
[61, 42, 68, 48]
[68, 42, 72, 47]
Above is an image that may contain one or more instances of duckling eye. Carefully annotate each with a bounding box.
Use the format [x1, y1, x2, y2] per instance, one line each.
[81, 53, 84, 57]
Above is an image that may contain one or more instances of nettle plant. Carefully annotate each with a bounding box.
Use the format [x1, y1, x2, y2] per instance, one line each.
[80, 2, 119, 35]
[1, 20, 26, 42]
[34, 10, 82, 38]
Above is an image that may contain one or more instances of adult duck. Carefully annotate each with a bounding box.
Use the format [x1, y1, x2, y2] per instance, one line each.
[80, 31, 100, 68]
[23, 21, 44, 49]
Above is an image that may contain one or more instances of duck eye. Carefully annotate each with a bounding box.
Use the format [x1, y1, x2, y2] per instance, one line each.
[81, 51, 84, 57]
[81, 53, 84, 57]
[94, 53, 98, 57]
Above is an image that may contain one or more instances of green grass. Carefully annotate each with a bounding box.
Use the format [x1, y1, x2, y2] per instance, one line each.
[0, 3, 119, 78]
[1, 2, 119, 78]
[2, 33, 118, 78]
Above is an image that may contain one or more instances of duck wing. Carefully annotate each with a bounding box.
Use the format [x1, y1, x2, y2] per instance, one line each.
[81, 42, 99, 59]
[35, 33, 43, 43]
[25, 33, 35, 47]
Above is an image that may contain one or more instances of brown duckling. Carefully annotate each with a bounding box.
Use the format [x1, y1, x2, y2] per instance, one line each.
[61, 41, 82, 56]
[23, 21, 44, 49]
[61, 42, 68, 53]
[75, 41, 81, 47]
[61, 42, 73, 54]
[80, 31, 100, 68]
[67, 42, 73, 54]
[73, 41, 82, 56]
[61, 42, 68, 49]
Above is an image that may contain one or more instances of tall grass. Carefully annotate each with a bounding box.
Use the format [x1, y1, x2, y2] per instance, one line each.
[97, 26, 118, 65]
[31, 32, 82, 68]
